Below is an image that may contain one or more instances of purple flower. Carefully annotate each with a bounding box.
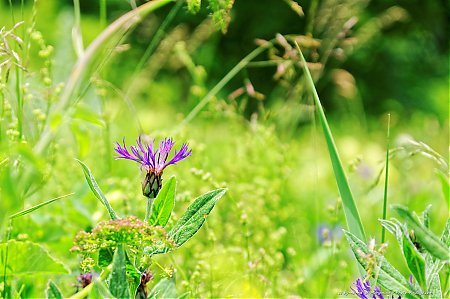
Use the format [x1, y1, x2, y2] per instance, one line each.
[114, 136, 192, 197]
[114, 136, 191, 175]
[350, 278, 387, 299]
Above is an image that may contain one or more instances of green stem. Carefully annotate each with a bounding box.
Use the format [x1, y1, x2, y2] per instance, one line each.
[2, 220, 13, 299]
[381, 114, 391, 243]
[34, 0, 174, 155]
[99, 0, 107, 28]
[144, 196, 155, 222]
[125, 0, 183, 97]
[180, 41, 273, 127]
[69, 266, 112, 299]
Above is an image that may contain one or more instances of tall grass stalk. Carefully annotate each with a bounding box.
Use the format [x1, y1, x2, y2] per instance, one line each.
[126, 0, 183, 97]
[295, 42, 366, 243]
[180, 41, 273, 126]
[381, 114, 391, 243]
[34, 0, 174, 155]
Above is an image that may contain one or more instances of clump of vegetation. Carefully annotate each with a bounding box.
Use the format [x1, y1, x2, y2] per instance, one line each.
[0, 0, 447, 298]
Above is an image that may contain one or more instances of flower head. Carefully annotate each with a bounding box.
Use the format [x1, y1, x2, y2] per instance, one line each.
[114, 136, 192, 197]
[114, 136, 191, 175]
[350, 278, 394, 299]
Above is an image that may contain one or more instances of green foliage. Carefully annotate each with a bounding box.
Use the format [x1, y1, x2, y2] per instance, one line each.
[344, 230, 423, 299]
[0, 240, 69, 276]
[297, 43, 366, 242]
[76, 159, 118, 220]
[168, 188, 227, 248]
[149, 277, 177, 299]
[109, 245, 131, 298]
[0, 0, 447, 297]
[45, 280, 63, 299]
[393, 205, 449, 261]
[150, 176, 176, 227]
[402, 235, 426, 290]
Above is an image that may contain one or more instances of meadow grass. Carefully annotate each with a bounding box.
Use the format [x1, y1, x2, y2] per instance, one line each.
[0, 0, 448, 298]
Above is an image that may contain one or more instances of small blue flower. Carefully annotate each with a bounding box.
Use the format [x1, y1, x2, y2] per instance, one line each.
[350, 278, 387, 299]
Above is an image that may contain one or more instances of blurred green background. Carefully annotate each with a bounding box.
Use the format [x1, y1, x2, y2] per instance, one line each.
[0, 0, 448, 297]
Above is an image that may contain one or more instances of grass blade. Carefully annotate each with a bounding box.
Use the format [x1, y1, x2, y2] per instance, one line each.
[76, 159, 118, 220]
[34, 0, 174, 155]
[295, 42, 366, 242]
[9, 193, 73, 219]
[381, 114, 391, 243]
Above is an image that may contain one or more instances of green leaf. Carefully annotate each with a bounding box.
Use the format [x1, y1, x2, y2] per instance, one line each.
[379, 219, 403, 243]
[150, 176, 176, 227]
[428, 272, 442, 298]
[177, 292, 190, 299]
[0, 240, 69, 276]
[402, 235, 426, 290]
[148, 277, 177, 299]
[393, 205, 449, 261]
[98, 248, 113, 268]
[420, 205, 432, 228]
[295, 43, 366, 243]
[76, 159, 118, 220]
[168, 188, 226, 247]
[45, 280, 63, 299]
[109, 245, 130, 298]
[88, 281, 113, 298]
[344, 230, 423, 299]
[441, 219, 450, 247]
[9, 193, 73, 219]
[436, 170, 449, 203]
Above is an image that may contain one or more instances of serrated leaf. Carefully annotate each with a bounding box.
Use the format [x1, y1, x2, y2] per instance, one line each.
[76, 159, 118, 220]
[168, 188, 226, 247]
[148, 277, 177, 299]
[0, 240, 69, 275]
[45, 280, 63, 299]
[150, 176, 176, 227]
[109, 245, 130, 298]
[402, 235, 426, 290]
[344, 230, 423, 299]
[393, 205, 449, 261]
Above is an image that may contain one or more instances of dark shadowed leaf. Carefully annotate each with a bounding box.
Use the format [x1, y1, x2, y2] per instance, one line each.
[98, 248, 113, 268]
